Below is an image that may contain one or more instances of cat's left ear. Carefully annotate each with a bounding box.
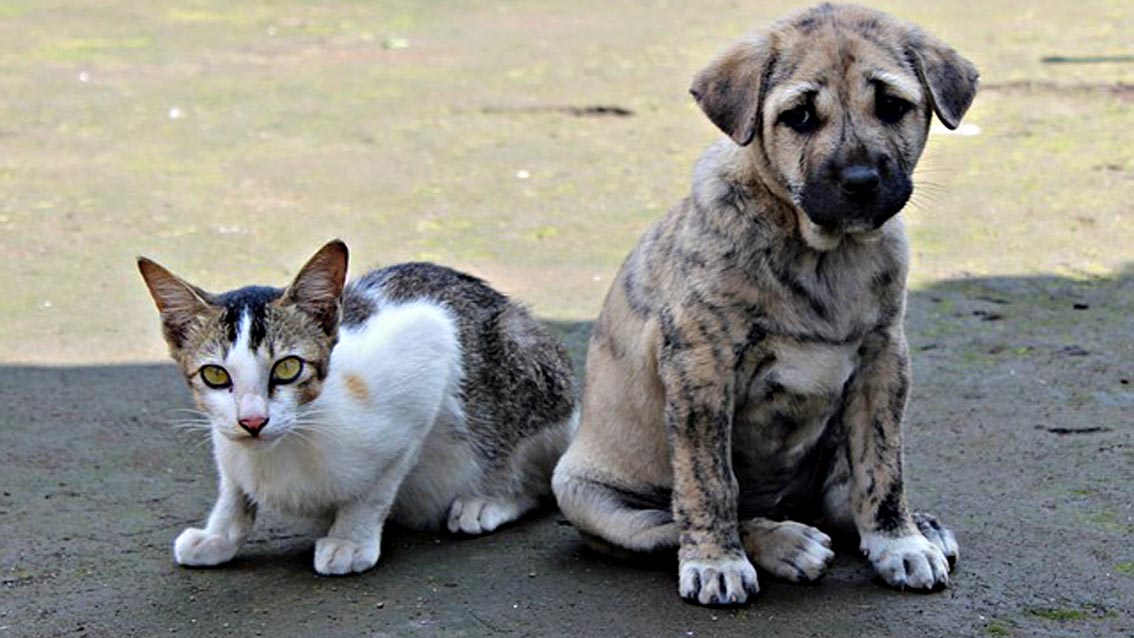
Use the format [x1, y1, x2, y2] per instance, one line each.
[284, 240, 349, 336]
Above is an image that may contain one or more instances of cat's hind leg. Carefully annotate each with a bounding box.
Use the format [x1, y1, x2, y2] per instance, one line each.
[447, 408, 579, 535]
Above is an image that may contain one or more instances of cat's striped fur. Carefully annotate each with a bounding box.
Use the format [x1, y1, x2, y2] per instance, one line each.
[139, 241, 576, 575]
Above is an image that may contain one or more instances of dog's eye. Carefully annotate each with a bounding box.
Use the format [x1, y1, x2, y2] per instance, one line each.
[778, 104, 819, 133]
[876, 94, 913, 124]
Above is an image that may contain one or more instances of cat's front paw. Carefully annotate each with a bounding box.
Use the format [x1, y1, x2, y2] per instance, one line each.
[314, 537, 379, 576]
[174, 528, 240, 567]
[861, 532, 950, 591]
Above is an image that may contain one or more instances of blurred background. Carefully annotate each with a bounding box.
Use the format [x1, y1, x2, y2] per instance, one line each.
[1, 0, 1131, 363]
[2, 2, 1133, 637]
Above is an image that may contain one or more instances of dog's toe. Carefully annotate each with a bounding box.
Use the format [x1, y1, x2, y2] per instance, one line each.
[678, 555, 759, 606]
[913, 512, 959, 568]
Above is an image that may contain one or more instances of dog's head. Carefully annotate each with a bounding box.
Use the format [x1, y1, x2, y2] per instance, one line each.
[691, 3, 978, 245]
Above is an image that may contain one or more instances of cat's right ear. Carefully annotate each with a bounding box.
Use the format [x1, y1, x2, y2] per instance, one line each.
[285, 240, 349, 336]
[137, 257, 213, 349]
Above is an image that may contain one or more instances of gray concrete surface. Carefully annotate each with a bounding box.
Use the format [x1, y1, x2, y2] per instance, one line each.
[4, 274, 1133, 637]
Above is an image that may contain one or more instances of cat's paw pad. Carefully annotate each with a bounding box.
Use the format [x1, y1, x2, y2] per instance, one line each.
[745, 521, 834, 583]
[174, 528, 240, 567]
[913, 512, 959, 567]
[678, 555, 759, 606]
[447, 497, 522, 535]
[861, 532, 950, 591]
[314, 537, 379, 576]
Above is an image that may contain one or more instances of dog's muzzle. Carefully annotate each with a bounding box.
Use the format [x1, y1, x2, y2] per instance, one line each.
[800, 160, 913, 232]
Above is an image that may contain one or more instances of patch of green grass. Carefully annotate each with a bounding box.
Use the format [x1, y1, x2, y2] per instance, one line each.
[1026, 603, 1116, 622]
[985, 621, 1014, 637]
[1116, 562, 1134, 575]
[1084, 510, 1133, 534]
[1028, 608, 1090, 622]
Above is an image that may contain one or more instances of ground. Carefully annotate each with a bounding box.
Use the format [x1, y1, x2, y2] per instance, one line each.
[2, 1, 1133, 636]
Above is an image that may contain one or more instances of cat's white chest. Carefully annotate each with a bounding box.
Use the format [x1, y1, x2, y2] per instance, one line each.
[214, 427, 383, 517]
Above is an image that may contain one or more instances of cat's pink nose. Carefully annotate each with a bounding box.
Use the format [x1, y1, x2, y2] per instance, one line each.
[238, 415, 269, 436]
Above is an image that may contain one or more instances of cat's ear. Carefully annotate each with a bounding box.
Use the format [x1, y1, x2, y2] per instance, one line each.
[284, 240, 348, 336]
[137, 257, 215, 349]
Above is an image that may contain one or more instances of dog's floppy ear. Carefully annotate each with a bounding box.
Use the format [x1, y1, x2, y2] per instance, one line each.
[906, 29, 978, 130]
[690, 33, 776, 147]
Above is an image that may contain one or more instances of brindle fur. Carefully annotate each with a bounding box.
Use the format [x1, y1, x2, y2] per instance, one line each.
[553, 3, 976, 605]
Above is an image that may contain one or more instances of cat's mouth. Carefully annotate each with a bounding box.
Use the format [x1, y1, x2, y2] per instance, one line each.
[227, 429, 285, 446]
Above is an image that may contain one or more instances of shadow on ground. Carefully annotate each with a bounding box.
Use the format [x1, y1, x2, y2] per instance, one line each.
[3, 270, 1133, 638]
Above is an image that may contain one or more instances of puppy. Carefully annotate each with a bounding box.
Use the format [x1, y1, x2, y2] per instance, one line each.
[553, 3, 977, 606]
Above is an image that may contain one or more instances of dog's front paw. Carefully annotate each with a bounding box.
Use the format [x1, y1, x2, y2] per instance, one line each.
[174, 528, 240, 567]
[678, 555, 759, 606]
[861, 532, 949, 591]
[913, 512, 959, 567]
[744, 520, 834, 583]
[314, 537, 379, 575]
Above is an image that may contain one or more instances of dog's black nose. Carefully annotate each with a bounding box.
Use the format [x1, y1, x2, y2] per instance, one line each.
[840, 165, 880, 196]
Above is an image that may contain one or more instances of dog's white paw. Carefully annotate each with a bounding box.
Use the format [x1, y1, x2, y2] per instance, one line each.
[314, 537, 379, 576]
[447, 497, 523, 535]
[678, 555, 760, 606]
[913, 512, 959, 567]
[745, 520, 834, 583]
[174, 528, 240, 567]
[861, 532, 950, 591]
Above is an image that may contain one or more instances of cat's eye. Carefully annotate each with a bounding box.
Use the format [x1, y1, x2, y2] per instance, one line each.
[876, 93, 913, 124]
[200, 365, 232, 389]
[779, 103, 819, 133]
[271, 357, 304, 384]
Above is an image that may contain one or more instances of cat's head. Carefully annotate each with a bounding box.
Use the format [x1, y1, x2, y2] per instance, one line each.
[138, 240, 349, 445]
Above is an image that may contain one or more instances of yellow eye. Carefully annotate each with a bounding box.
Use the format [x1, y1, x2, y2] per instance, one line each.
[271, 356, 304, 384]
[200, 365, 231, 389]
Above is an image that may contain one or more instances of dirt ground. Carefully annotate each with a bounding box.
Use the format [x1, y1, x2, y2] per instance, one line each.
[2, 1, 1133, 637]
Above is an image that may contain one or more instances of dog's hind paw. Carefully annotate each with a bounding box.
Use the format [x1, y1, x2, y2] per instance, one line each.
[678, 555, 759, 606]
[741, 519, 834, 583]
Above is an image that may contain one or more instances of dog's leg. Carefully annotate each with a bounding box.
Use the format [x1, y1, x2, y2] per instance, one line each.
[658, 326, 759, 606]
[739, 518, 834, 583]
[818, 453, 959, 566]
[552, 472, 678, 553]
[842, 326, 952, 591]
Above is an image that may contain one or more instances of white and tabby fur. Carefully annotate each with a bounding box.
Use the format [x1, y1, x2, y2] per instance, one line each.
[139, 241, 577, 575]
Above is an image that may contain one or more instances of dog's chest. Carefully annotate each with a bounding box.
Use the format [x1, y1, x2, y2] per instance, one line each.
[730, 338, 857, 494]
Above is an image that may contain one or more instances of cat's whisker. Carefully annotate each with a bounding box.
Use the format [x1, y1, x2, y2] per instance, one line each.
[284, 430, 317, 446]
[170, 410, 210, 419]
[290, 423, 333, 437]
[169, 421, 213, 432]
[139, 243, 575, 576]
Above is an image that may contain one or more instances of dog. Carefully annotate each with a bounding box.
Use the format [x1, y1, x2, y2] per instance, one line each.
[552, 3, 978, 606]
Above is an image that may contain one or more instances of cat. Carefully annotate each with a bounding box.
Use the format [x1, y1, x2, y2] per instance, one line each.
[137, 240, 577, 575]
